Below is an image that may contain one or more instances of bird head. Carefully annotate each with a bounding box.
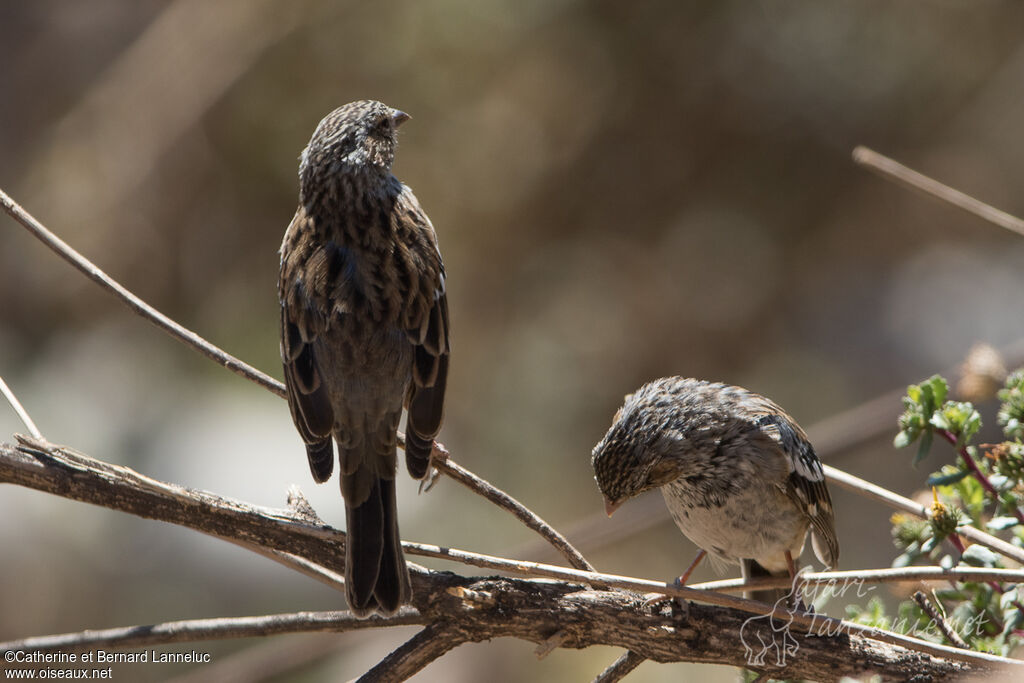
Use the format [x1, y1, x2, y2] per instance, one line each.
[591, 399, 683, 517]
[299, 100, 410, 198]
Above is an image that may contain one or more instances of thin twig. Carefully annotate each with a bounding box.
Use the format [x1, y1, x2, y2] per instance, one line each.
[824, 464, 1024, 565]
[357, 624, 463, 683]
[223, 537, 346, 592]
[0, 609, 424, 653]
[0, 374, 42, 438]
[913, 591, 970, 650]
[592, 651, 645, 683]
[853, 146, 1024, 237]
[690, 566, 1024, 594]
[430, 445, 594, 572]
[0, 189, 285, 397]
[0, 186, 596, 575]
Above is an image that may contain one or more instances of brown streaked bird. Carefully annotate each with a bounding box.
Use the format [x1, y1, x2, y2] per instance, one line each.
[279, 100, 449, 616]
[591, 377, 838, 603]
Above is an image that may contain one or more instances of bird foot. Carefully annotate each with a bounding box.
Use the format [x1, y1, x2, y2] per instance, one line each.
[418, 467, 440, 494]
[418, 441, 449, 494]
[642, 577, 691, 617]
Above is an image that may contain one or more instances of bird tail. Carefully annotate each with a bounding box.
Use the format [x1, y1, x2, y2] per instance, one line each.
[741, 559, 795, 608]
[343, 474, 411, 617]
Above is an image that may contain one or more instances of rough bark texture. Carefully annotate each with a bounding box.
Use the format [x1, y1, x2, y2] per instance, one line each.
[0, 437, 1004, 681]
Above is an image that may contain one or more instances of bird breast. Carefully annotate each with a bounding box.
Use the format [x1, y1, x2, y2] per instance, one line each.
[660, 479, 808, 571]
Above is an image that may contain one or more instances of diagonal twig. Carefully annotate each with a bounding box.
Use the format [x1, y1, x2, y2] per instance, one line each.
[0, 186, 594, 573]
[853, 146, 1024, 238]
[0, 374, 42, 439]
[592, 651, 645, 683]
[825, 464, 1024, 565]
[0, 189, 284, 397]
[356, 624, 464, 683]
[913, 591, 970, 650]
[430, 444, 593, 572]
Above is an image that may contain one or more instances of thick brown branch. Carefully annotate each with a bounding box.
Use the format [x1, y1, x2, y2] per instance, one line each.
[2, 436, 1019, 680]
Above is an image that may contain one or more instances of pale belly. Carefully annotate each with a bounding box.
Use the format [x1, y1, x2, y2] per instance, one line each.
[660, 480, 808, 573]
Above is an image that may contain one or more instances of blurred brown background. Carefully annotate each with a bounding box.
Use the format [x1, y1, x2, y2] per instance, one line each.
[2, 1, 1024, 680]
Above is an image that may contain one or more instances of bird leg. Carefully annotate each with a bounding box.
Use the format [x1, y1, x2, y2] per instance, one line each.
[784, 550, 813, 613]
[643, 549, 706, 611]
[678, 549, 707, 585]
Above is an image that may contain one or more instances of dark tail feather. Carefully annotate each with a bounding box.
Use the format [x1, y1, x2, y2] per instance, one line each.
[306, 439, 334, 483]
[741, 559, 794, 607]
[373, 477, 411, 613]
[344, 476, 411, 617]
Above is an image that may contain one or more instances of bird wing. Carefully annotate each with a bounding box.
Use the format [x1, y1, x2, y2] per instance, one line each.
[279, 206, 336, 482]
[754, 411, 840, 569]
[394, 188, 449, 479]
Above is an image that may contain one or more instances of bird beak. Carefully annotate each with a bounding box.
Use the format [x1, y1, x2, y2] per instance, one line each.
[391, 110, 411, 128]
[604, 498, 623, 517]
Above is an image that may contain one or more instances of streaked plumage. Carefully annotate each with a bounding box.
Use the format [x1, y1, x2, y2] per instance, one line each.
[591, 377, 838, 599]
[279, 100, 449, 616]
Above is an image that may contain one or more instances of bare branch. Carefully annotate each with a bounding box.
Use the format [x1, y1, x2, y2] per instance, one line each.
[691, 566, 1024, 593]
[853, 146, 1024, 238]
[2, 435, 1020, 678]
[913, 591, 969, 650]
[357, 625, 464, 683]
[825, 464, 1024, 565]
[430, 444, 594, 572]
[593, 651, 645, 683]
[0, 609, 423, 653]
[0, 186, 595, 575]
[0, 375, 41, 439]
[0, 188, 285, 398]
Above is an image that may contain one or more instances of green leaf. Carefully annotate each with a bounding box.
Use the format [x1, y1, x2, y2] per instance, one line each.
[894, 430, 913, 449]
[961, 544, 1000, 567]
[930, 375, 949, 406]
[998, 369, 1024, 439]
[920, 536, 939, 554]
[914, 429, 934, 465]
[892, 550, 916, 568]
[930, 401, 982, 447]
[927, 468, 969, 486]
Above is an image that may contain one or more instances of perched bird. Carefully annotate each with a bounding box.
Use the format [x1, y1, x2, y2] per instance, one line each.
[591, 377, 838, 603]
[278, 100, 449, 616]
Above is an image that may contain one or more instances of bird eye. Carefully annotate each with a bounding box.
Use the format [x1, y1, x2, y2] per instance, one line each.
[375, 116, 392, 136]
